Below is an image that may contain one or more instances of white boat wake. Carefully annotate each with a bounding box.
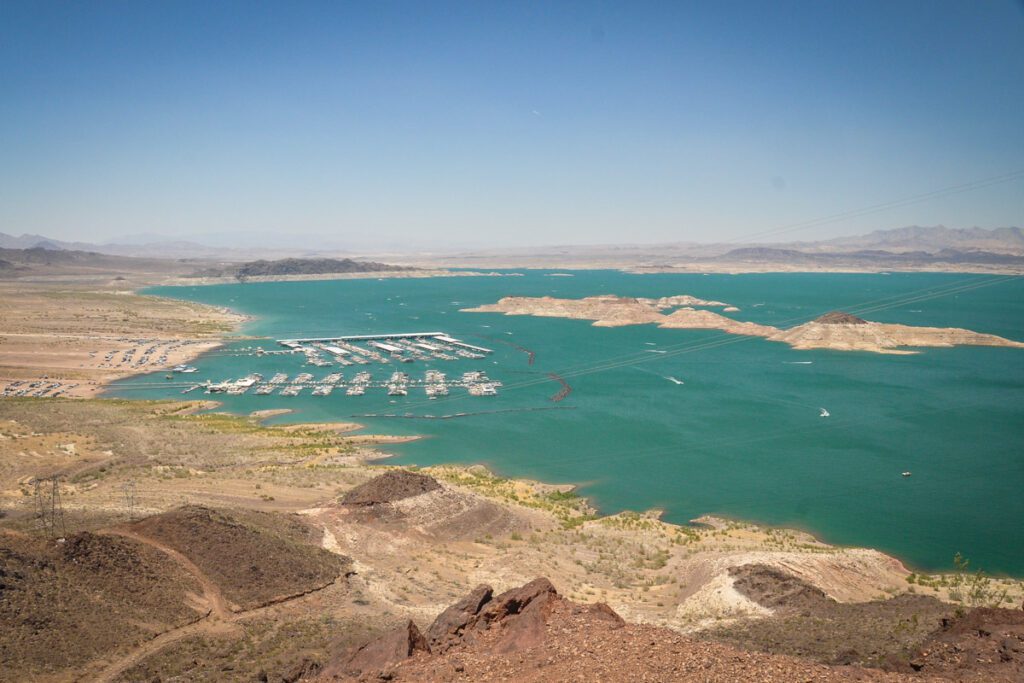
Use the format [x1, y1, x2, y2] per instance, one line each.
[784, 361, 813, 365]
[645, 349, 667, 354]
[665, 376, 684, 385]
[819, 408, 830, 417]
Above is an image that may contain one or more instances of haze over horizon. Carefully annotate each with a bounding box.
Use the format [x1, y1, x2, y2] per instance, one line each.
[2, 1, 1023, 250]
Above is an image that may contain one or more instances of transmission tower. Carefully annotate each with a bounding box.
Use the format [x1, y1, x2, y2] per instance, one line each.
[32, 475, 67, 539]
[122, 480, 137, 520]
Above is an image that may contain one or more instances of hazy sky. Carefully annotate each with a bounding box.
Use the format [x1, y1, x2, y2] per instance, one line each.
[2, 1, 1023, 249]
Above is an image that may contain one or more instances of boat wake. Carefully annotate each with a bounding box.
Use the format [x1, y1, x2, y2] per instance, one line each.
[645, 349, 667, 354]
[784, 361, 813, 364]
[819, 407, 830, 417]
[665, 376, 684, 385]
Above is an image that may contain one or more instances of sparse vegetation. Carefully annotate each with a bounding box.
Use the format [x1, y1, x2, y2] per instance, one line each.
[948, 552, 1013, 608]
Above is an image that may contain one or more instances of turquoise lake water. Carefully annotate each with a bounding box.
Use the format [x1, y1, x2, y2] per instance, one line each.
[115, 271, 1024, 575]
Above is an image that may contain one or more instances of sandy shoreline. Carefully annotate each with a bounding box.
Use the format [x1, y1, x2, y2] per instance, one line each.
[0, 282, 249, 399]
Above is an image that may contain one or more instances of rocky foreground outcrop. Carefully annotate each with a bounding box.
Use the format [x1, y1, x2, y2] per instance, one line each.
[319, 578, 579, 679]
[315, 579, 938, 682]
[906, 606, 1024, 682]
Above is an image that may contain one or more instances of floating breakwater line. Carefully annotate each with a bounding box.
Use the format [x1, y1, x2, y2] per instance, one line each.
[547, 373, 572, 402]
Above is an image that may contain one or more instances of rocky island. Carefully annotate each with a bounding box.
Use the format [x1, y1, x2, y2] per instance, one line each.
[768, 312, 1024, 354]
[463, 295, 1024, 354]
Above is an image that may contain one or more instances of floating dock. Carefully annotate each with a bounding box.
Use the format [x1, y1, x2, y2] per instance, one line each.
[279, 332, 491, 352]
[275, 332, 493, 366]
[195, 369, 501, 398]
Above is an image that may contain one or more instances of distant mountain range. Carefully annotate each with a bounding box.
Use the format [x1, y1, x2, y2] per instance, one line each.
[0, 232, 326, 260]
[0, 246, 412, 281]
[1, 225, 1022, 261]
[0, 245, 195, 278]
[808, 226, 1024, 255]
[715, 247, 1024, 266]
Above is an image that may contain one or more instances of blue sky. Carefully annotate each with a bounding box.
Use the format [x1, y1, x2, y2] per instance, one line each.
[1, 1, 1022, 249]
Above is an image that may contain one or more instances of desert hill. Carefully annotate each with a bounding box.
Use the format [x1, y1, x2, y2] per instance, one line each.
[195, 257, 413, 279]
[0, 504, 351, 682]
[126, 505, 348, 610]
[0, 530, 202, 679]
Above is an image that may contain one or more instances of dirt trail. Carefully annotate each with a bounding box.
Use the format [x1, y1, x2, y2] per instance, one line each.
[102, 528, 236, 618]
[90, 528, 343, 683]
[91, 618, 238, 683]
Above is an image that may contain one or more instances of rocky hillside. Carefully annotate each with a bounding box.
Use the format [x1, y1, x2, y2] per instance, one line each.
[315, 578, 956, 682]
[0, 530, 202, 679]
[0, 504, 352, 682]
[127, 506, 348, 610]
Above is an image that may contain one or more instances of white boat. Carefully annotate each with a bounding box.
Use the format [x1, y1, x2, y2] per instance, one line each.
[819, 408, 830, 417]
[205, 381, 231, 394]
[902, 471, 912, 477]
